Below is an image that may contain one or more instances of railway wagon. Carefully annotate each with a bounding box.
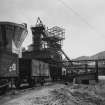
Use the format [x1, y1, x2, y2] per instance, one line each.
[0, 22, 27, 91]
[0, 22, 28, 78]
[15, 58, 50, 88]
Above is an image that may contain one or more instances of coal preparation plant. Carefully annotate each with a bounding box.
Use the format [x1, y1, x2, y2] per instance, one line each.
[0, 18, 73, 90]
[0, 18, 101, 93]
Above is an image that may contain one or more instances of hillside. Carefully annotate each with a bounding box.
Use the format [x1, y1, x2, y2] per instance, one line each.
[74, 56, 90, 60]
[91, 51, 105, 60]
[74, 51, 105, 60]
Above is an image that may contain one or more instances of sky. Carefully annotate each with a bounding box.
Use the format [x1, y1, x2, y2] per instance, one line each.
[0, 0, 105, 59]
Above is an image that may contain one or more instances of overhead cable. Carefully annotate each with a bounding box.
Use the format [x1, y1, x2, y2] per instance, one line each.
[57, 0, 103, 36]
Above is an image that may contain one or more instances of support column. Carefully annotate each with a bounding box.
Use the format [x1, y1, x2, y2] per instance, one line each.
[85, 64, 88, 73]
[95, 61, 99, 82]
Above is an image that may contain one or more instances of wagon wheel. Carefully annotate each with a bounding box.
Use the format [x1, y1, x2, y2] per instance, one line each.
[14, 79, 21, 89]
[40, 77, 45, 86]
[28, 79, 35, 87]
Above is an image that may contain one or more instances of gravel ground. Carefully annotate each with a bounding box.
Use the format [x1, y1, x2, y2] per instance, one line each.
[1, 81, 105, 105]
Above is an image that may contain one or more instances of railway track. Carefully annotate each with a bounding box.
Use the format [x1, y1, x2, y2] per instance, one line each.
[0, 80, 66, 96]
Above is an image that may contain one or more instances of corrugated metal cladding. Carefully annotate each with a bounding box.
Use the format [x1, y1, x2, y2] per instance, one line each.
[0, 22, 27, 54]
[32, 60, 49, 76]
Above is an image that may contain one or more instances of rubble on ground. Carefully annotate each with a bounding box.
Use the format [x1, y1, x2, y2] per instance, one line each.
[2, 81, 105, 105]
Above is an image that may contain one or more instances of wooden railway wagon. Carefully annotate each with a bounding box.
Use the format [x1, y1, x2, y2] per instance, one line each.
[14, 58, 50, 88]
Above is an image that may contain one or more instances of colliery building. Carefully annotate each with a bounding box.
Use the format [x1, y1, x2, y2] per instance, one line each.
[0, 18, 103, 91]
